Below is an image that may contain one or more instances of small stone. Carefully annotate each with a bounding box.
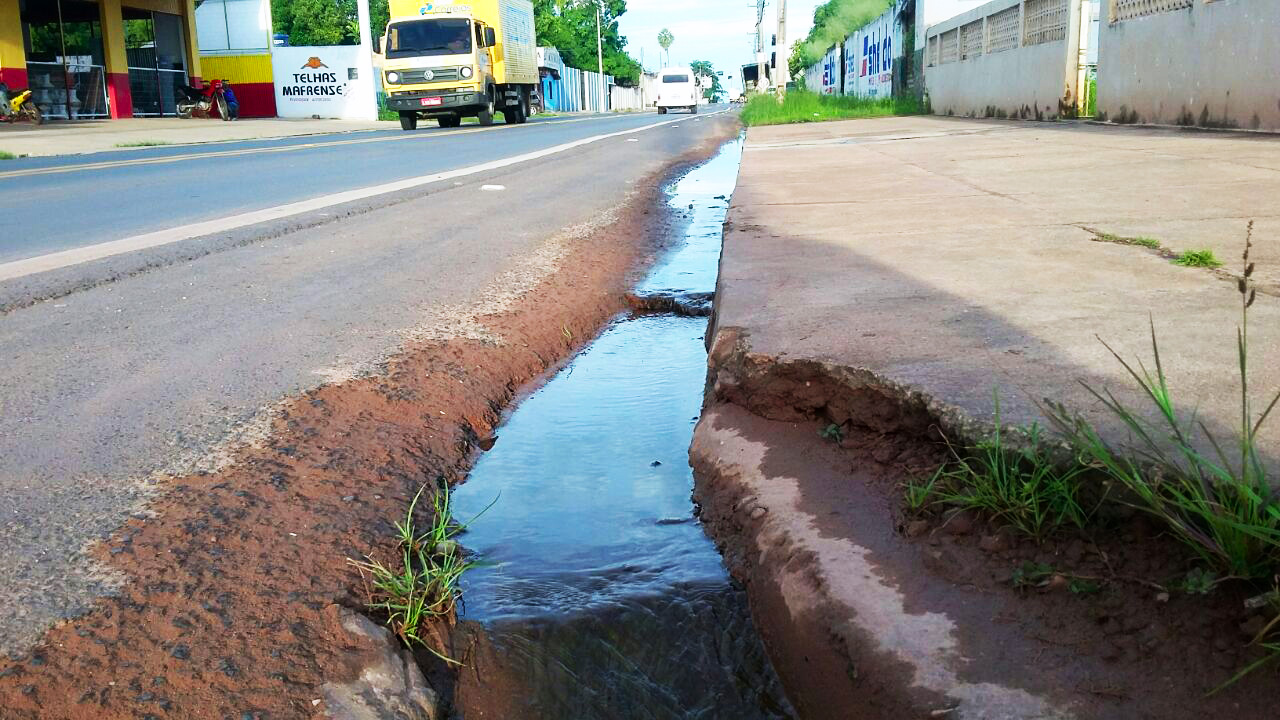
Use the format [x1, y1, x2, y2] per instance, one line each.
[1046, 574, 1071, 592]
[749, 507, 767, 520]
[342, 495, 356, 502]
[978, 534, 1010, 553]
[137, 692, 155, 702]
[1155, 591, 1170, 603]
[1240, 615, 1267, 638]
[170, 644, 190, 660]
[650, 461, 662, 467]
[944, 510, 976, 536]
[905, 520, 930, 538]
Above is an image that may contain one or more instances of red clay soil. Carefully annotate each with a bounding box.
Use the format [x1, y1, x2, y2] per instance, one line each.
[0, 128, 736, 719]
[692, 398, 1280, 720]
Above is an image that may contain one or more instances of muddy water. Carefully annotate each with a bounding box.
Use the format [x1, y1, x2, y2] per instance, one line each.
[451, 137, 793, 719]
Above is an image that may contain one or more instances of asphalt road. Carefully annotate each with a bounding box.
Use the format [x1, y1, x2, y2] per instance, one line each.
[0, 106, 736, 657]
[0, 111, 710, 263]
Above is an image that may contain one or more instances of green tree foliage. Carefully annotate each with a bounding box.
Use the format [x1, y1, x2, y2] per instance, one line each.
[793, 0, 892, 72]
[533, 0, 641, 86]
[690, 60, 724, 102]
[270, 0, 389, 47]
[657, 27, 673, 65]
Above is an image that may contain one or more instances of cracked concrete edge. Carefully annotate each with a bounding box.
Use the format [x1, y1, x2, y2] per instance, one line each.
[704, 324, 998, 450]
[690, 409, 1073, 720]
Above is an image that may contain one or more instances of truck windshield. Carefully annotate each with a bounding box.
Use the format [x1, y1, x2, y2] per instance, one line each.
[662, 74, 690, 83]
[387, 18, 472, 58]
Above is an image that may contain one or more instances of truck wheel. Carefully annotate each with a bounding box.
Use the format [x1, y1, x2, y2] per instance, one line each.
[691, 105, 699, 114]
[478, 92, 495, 126]
[437, 115, 461, 128]
[658, 107, 667, 115]
[399, 111, 418, 131]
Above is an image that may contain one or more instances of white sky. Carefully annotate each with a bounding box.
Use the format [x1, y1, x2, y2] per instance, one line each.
[617, 0, 824, 92]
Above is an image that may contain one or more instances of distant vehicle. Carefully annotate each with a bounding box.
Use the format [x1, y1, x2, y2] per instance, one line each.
[656, 67, 699, 115]
[378, 0, 539, 131]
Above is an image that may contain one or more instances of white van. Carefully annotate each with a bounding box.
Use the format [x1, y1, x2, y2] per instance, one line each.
[656, 67, 699, 114]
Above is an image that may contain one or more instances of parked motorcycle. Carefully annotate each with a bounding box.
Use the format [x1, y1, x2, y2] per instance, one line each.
[0, 83, 42, 125]
[176, 79, 231, 121]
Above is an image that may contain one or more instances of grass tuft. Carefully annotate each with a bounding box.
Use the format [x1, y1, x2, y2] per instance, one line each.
[916, 394, 1095, 540]
[0, 150, 16, 160]
[1174, 249, 1224, 268]
[1046, 222, 1280, 579]
[350, 484, 496, 665]
[740, 90, 923, 127]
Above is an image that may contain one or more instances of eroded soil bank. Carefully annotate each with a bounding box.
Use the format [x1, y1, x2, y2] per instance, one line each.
[0, 117, 741, 719]
[691, 333, 1280, 719]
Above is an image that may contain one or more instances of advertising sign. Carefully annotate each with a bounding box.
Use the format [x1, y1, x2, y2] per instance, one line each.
[272, 46, 373, 119]
[842, 3, 902, 97]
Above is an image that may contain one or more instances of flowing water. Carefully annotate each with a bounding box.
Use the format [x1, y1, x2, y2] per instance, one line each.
[452, 136, 792, 719]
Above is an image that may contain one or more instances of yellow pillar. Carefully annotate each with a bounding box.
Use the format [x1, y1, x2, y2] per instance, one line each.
[0, 0, 27, 88]
[182, 0, 202, 84]
[99, 0, 134, 117]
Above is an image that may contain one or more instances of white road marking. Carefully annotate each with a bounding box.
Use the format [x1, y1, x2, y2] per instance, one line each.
[0, 111, 728, 282]
[480, 184, 506, 191]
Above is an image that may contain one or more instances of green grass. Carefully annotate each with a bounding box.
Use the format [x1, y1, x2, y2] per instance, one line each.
[1132, 236, 1162, 249]
[114, 140, 172, 148]
[350, 484, 496, 664]
[913, 394, 1095, 540]
[1174, 249, 1224, 268]
[1046, 223, 1279, 579]
[740, 90, 923, 127]
[0, 150, 16, 160]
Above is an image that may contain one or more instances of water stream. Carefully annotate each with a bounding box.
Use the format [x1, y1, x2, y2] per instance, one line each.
[452, 137, 792, 718]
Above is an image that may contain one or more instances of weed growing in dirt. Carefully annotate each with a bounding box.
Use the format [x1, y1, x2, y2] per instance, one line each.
[1132, 236, 1162, 249]
[0, 150, 16, 160]
[903, 473, 940, 514]
[927, 395, 1094, 540]
[350, 485, 496, 664]
[1011, 561, 1055, 589]
[1176, 567, 1218, 595]
[1174, 249, 1224, 268]
[739, 90, 923, 127]
[819, 423, 845, 443]
[1094, 231, 1163, 250]
[1046, 223, 1280, 579]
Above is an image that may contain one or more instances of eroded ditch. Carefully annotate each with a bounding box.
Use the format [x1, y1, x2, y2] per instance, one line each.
[448, 136, 794, 718]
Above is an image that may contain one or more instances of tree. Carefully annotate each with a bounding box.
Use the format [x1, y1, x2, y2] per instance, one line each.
[533, 0, 642, 86]
[657, 27, 673, 67]
[690, 60, 724, 101]
[270, 0, 389, 46]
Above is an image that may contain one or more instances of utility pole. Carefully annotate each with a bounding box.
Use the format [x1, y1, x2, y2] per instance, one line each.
[353, 0, 378, 120]
[776, 0, 788, 98]
[755, 0, 767, 93]
[596, 1, 607, 112]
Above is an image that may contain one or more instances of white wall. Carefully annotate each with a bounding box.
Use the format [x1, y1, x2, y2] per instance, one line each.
[923, 0, 1080, 120]
[1097, 0, 1280, 131]
[917, 0, 990, 50]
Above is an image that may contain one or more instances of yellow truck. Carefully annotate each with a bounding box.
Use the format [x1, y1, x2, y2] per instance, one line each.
[378, 0, 538, 130]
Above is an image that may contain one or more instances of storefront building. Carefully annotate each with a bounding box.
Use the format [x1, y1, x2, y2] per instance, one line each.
[0, 0, 201, 119]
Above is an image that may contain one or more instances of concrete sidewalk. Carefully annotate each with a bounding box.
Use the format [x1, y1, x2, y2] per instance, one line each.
[693, 116, 1280, 719]
[712, 115, 1280, 451]
[0, 117, 394, 157]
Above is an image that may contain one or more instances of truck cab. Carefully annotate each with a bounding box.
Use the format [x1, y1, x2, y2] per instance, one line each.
[379, 0, 538, 130]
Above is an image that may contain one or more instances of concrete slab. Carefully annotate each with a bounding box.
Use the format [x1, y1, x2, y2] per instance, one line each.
[715, 115, 1280, 462]
[0, 117, 393, 157]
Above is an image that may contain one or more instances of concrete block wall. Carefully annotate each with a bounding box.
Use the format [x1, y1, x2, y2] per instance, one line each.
[923, 0, 1083, 120]
[1097, 0, 1280, 131]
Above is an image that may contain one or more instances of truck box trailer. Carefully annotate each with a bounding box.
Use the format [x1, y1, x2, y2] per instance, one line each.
[379, 0, 538, 130]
